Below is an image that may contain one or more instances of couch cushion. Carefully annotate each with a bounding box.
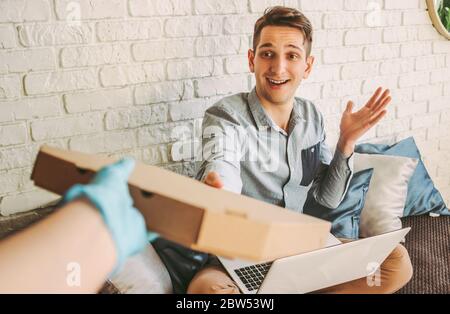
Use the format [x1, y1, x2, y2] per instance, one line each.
[356, 137, 449, 217]
[304, 169, 374, 239]
[354, 153, 418, 237]
[109, 244, 173, 294]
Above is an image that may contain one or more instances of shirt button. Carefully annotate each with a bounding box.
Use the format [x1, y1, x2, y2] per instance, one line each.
[285, 192, 289, 197]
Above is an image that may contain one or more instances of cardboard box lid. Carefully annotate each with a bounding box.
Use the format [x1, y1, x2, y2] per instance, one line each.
[31, 145, 331, 262]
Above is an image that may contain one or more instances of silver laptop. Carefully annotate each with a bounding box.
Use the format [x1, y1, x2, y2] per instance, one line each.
[219, 228, 410, 294]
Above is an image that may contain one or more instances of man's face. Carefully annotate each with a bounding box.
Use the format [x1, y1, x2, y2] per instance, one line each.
[249, 25, 314, 107]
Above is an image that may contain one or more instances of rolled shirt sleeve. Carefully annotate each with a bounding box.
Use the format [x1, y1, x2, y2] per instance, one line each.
[310, 136, 354, 209]
[195, 105, 244, 194]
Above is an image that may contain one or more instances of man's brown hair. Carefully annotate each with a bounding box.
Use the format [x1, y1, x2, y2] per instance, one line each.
[253, 6, 313, 57]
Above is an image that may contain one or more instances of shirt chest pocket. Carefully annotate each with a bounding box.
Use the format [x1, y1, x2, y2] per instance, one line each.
[300, 142, 321, 186]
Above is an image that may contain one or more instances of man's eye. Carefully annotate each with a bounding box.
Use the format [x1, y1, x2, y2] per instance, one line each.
[262, 51, 273, 58]
[289, 54, 299, 60]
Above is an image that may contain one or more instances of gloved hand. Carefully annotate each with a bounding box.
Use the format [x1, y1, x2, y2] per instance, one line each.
[63, 158, 158, 273]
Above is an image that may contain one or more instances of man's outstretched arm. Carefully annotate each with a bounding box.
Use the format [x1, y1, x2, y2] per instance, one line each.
[196, 105, 245, 192]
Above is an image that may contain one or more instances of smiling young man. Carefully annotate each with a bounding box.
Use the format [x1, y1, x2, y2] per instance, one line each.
[182, 6, 413, 294]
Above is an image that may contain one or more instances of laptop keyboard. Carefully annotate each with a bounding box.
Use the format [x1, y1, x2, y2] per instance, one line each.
[234, 262, 273, 291]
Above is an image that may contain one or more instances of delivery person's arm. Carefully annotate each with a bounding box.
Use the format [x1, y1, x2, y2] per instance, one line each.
[196, 105, 245, 192]
[0, 159, 155, 293]
[311, 87, 391, 208]
[0, 198, 117, 293]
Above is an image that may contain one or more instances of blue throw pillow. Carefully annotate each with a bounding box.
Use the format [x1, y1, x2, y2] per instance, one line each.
[355, 137, 449, 216]
[303, 169, 374, 240]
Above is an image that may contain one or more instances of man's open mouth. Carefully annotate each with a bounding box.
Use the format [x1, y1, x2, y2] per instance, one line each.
[267, 78, 290, 86]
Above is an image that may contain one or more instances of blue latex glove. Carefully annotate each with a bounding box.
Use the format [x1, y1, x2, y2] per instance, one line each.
[63, 158, 158, 273]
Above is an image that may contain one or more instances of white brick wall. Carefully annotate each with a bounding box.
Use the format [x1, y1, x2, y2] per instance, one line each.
[129, 0, 192, 17]
[0, 0, 449, 215]
[0, 48, 56, 72]
[0, 0, 51, 22]
[61, 44, 130, 68]
[54, 0, 127, 20]
[18, 23, 94, 46]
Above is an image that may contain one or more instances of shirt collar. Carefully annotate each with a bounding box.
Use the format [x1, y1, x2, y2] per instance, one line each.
[248, 87, 304, 134]
[248, 88, 274, 131]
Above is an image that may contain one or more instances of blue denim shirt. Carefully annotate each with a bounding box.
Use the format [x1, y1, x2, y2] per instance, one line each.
[196, 88, 354, 212]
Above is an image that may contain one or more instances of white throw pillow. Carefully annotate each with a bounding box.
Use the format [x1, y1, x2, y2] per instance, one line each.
[354, 153, 418, 238]
[109, 244, 173, 294]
